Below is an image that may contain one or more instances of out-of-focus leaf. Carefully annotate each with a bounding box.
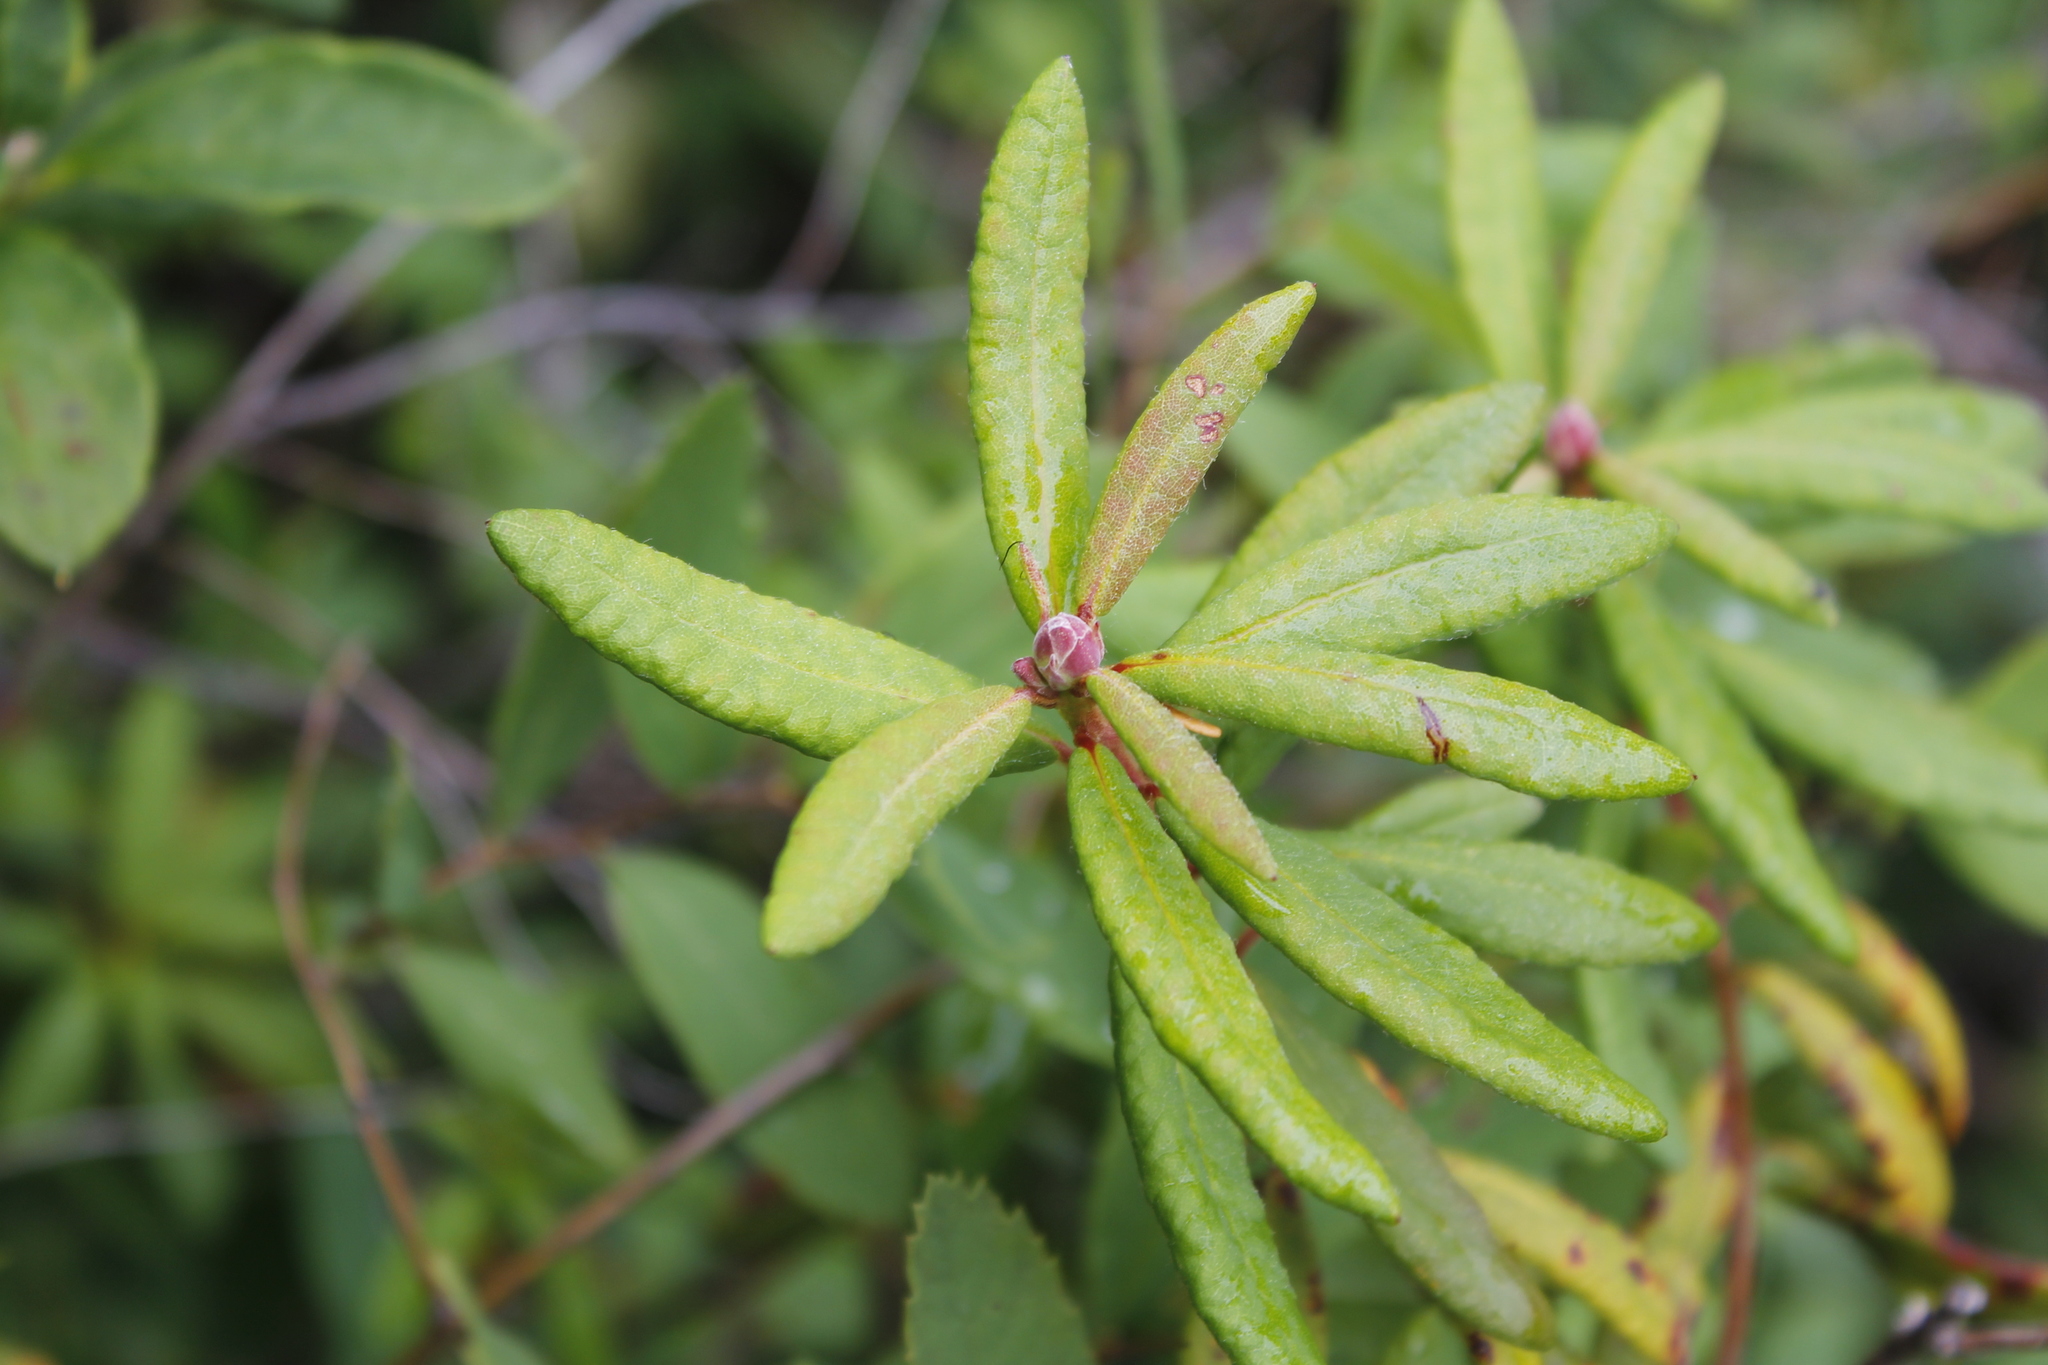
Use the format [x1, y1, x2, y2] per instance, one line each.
[1088, 666, 1276, 878]
[604, 850, 915, 1225]
[1595, 576, 1853, 959]
[1082, 1107, 1178, 1340]
[1257, 979, 1553, 1347]
[1443, 1151, 1687, 1364]
[1725, 382, 2048, 474]
[764, 686, 1029, 956]
[118, 964, 231, 1227]
[623, 377, 765, 578]
[969, 58, 1091, 624]
[1219, 384, 1352, 505]
[0, 968, 105, 1124]
[1444, 0, 1552, 384]
[1171, 810, 1662, 1142]
[1744, 962, 1951, 1236]
[1124, 641, 1692, 800]
[1845, 901, 1969, 1140]
[393, 947, 636, 1170]
[1926, 820, 2048, 933]
[0, 0, 87, 131]
[1641, 1080, 1739, 1311]
[906, 1176, 1093, 1365]
[438, 1253, 555, 1365]
[175, 975, 328, 1089]
[0, 225, 156, 577]
[1112, 971, 1326, 1365]
[604, 662, 739, 795]
[1211, 383, 1546, 602]
[1173, 495, 1674, 658]
[1322, 835, 1717, 967]
[1969, 627, 2048, 745]
[1590, 456, 1837, 626]
[1576, 967, 1687, 1168]
[1068, 746, 1397, 1221]
[1563, 76, 1723, 416]
[47, 35, 577, 223]
[1327, 218, 1483, 358]
[1073, 284, 1316, 616]
[1647, 331, 1933, 438]
[1101, 557, 1223, 655]
[1346, 775, 1543, 841]
[489, 613, 609, 829]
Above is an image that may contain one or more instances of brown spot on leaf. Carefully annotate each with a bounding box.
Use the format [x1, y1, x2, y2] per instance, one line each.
[1567, 1240, 1586, 1266]
[64, 438, 96, 461]
[1466, 1332, 1494, 1362]
[1194, 411, 1227, 444]
[1418, 697, 1451, 762]
[1184, 374, 1208, 397]
[1627, 1258, 1649, 1283]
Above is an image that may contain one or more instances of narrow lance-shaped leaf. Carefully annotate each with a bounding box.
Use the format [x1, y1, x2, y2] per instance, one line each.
[1564, 75, 1724, 416]
[1068, 745, 1399, 1221]
[1594, 575, 1854, 958]
[1167, 809, 1665, 1142]
[1073, 283, 1316, 616]
[1123, 641, 1692, 801]
[1846, 899, 1969, 1141]
[1172, 495, 1675, 657]
[904, 1175, 1095, 1365]
[1346, 774, 1544, 842]
[1445, 0, 1553, 384]
[1577, 967, 1688, 1170]
[1086, 665, 1276, 879]
[1112, 972, 1324, 1365]
[1590, 453, 1837, 627]
[764, 687, 1031, 956]
[1209, 381, 1546, 604]
[1640, 1080, 1740, 1312]
[1744, 962, 1952, 1236]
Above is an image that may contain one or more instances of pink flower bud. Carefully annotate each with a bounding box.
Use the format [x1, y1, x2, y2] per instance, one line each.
[1031, 612, 1103, 692]
[1544, 400, 1602, 475]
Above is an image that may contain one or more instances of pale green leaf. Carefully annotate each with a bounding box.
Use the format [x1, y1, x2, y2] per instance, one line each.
[1725, 381, 2048, 473]
[970, 57, 1092, 624]
[0, 226, 156, 577]
[1924, 820, 2048, 933]
[1576, 967, 1687, 1169]
[1563, 75, 1723, 415]
[1087, 665, 1276, 878]
[489, 612, 609, 829]
[764, 686, 1031, 957]
[905, 1175, 1095, 1365]
[1073, 284, 1317, 616]
[1169, 810, 1663, 1141]
[1173, 494, 1675, 657]
[1648, 330, 1934, 438]
[1594, 575, 1853, 958]
[1326, 218, 1483, 358]
[1123, 640, 1693, 800]
[0, 0, 87, 130]
[1112, 971, 1325, 1365]
[1321, 834, 1718, 966]
[1068, 746, 1397, 1221]
[47, 35, 577, 223]
[1445, 0, 1553, 384]
[1346, 775, 1542, 841]
[1210, 381, 1546, 604]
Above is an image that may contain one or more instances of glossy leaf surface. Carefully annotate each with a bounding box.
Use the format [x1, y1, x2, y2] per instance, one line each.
[905, 1175, 1095, 1365]
[1847, 900, 1969, 1139]
[1346, 775, 1543, 842]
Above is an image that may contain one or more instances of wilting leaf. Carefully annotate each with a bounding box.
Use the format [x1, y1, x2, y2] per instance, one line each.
[1744, 962, 1951, 1236]
[1113, 972, 1326, 1365]
[1595, 575, 1853, 959]
[1257, 980, 1553, 1347]
[0, 0, 88, 130]
[1563, 75, 1723, 416]
[1087, 666, 1276, 878]
[1443, 1151, 1688, 1364]
[1321, 835, 1718, 967]
[1124, 641, 1692, 800]
[1073, 284, 1316, 616]
[1211, 382, 1546, 602]
[1068, 746, 1398, 1222]
[1173, 495, 1674, 659]
[904, 1175, 1095, 1365]
[0, 226, 156, 577]
[47, 34, 577, 223]
[1170, 810, 1663, 1142]
[1444, 0, 1552, 384]
[1576, 967, 1688, 1169]
[1844, 901, 1968, 1140]
[763, 686, 1031, 956]
[1346, 775, 1544, 842]
[488, 613, 609, 829]
[969, 57, 1092, 624]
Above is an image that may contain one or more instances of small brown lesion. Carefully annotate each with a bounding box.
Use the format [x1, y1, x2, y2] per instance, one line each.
[1567, 1240, 1587, 1266]
[1193, 411, 1227, 444]
[1626, 1257, 1650, 1284]
[1466, 1332, 1495, 1362]
[1418, 697, 1451, 763]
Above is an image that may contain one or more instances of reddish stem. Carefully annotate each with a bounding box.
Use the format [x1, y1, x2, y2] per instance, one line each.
[1699, 885, 1760, 1365]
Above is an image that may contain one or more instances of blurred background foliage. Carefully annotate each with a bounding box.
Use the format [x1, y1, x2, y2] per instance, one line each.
[3, 0, 2048, 1363]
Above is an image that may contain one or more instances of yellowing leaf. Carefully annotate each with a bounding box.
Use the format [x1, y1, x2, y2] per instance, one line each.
[1640, 1079, 1739, 1315]
[1845, 900, 1969, 1140]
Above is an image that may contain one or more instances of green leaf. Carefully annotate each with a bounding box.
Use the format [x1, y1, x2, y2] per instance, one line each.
[904, 1175, 1095, 1365]
[1923, 820, 2048, 933]
[1082, 1107, 1180, 1336]
[1073, 284, 1317, 616]
[1087, 665, 1277, 879]
[1320, 835, 1718, 966]
[1576, 967, 1688, 1170]
[604, 661, 741, 795]
[1590, 454, 1837, 626]
[970, 57, 1092, 625]
[622, 376, 766, 578]
[488, 612, 609, 829]
[0, 967, 106, 1125]
[0, 0, 87, 131]
[1171, 495, 1675, 657]
[392, 946, 637, 1170]
[1647, 331, 1934, 438]
[0, 225, 156, 577]
[604, 850, 916, 1225]
[1255, 978, 1553, 1347]
[1346, 775, 1542, 841]
[1445, 0, 1553, 384]
[1594, 575, 1854, 959]
[1068, 745, 1397, 1221]
[1112, 970, 1326, 1365]
[1703, 635, 2048, 831]
[1168, 810, 1663, 1142]
[896, 826, 1112, 1064]
[1970, 627, 2048, 745]
[46, 34, 577, 224]
[763, 686, 1032, 957]
[1562, 75, 1723, 415]
[1722, 381, 2048, 473]
[1123, 641, 1692, 800]
[1210, 382, 1545, 605]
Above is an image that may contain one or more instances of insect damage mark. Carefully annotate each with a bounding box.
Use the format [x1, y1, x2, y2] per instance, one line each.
[1417, 697, 1451, 762]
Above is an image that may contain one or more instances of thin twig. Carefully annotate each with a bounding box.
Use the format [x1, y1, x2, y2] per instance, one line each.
[514, 0, 710, 113]
[1703, 894, 1760, 1365]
